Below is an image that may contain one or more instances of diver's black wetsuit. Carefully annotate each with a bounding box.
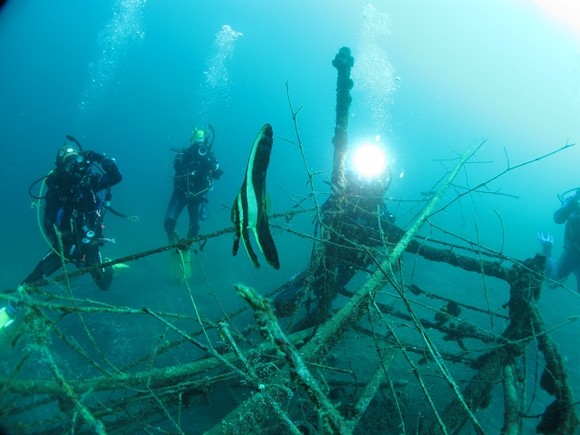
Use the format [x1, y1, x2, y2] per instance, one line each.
[546, 193, 580, 291]
[23, 153, 122, 290]
[164, 144, 222, 243]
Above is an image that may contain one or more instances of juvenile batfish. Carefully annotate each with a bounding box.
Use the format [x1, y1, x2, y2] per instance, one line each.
[231, 123, 280, 269]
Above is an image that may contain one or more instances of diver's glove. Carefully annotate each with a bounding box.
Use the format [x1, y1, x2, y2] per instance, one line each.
[537, 232, 554, 256]
[83, 150, 105, 164]
[214, 167, 224, 179]
[0, 303, 17, 330]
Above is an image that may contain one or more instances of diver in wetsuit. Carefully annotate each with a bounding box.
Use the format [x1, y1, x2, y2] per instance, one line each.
[164, 126, 223, 244]
[539, 188, 580, 291]
[0, 138, 123, 329]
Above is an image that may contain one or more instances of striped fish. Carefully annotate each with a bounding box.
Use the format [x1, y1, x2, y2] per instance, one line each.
[231, 123, 280, 269]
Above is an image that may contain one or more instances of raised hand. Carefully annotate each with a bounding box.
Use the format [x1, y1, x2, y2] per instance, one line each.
[537, 232, 554, 256]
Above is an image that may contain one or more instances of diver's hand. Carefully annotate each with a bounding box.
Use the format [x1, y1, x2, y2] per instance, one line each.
[537, 232, 554, 256]
[83, 150, 105, 163]
[213, 168, 224, 180]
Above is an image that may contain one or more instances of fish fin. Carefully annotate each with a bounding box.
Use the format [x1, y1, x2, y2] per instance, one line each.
[242, 228, 261, 268]
[256, 213, 280, 269]
[231, 193, 242, 256]
[232, 236, 240, 256]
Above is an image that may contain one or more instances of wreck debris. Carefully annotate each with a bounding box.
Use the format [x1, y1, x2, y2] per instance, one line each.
[0, 47, 578, 435]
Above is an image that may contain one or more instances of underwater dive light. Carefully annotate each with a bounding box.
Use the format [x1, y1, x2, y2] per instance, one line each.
[350, 141, 388, 180]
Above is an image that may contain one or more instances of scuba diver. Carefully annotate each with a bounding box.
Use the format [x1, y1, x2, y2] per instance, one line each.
[164, 125, 223, 245]
[538, 188, 580, 291]
[274, 146, 395, 331]
[0, 136, 123, 330]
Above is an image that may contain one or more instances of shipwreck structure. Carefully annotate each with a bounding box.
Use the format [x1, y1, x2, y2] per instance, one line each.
[0, 47, 578, 434]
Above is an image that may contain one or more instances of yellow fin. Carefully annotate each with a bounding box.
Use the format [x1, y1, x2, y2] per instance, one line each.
[169, 249, 192, 283]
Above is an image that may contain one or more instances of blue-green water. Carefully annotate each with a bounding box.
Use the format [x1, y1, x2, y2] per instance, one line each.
[1, 1, 579, 433]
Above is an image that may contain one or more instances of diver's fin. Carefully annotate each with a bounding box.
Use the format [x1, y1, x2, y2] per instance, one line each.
[112, 262, 129, 278]
[169, 250, 181, 282]
[0, 306, 14, 330]
[104, 258, 130, 275]
[169, 249, 192, 283]
[181, 249, 192, 280]
[231, 123, 280, 269]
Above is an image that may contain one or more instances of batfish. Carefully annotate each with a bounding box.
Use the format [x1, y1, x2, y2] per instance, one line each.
[231, 123, 280, 269]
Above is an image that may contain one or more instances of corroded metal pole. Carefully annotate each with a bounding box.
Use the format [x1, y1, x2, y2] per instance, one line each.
[331, 46, 354, 193]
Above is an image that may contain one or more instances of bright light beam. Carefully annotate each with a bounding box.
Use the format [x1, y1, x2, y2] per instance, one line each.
[351, 143, 388, 180]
